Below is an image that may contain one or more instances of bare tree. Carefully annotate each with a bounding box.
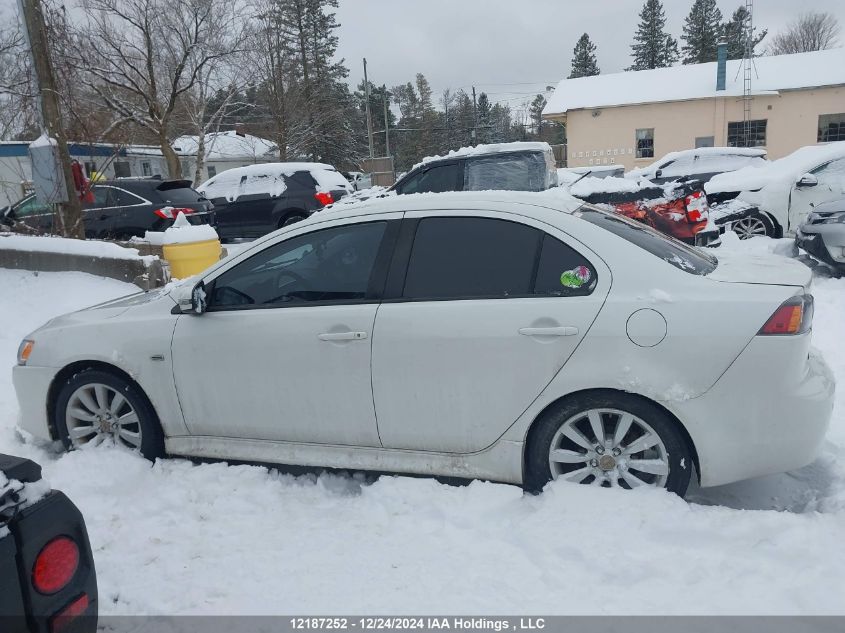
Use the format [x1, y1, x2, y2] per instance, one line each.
[77, 0, 242, 178]
[0, 23, 36, 140]
[768, 11, 841, 55]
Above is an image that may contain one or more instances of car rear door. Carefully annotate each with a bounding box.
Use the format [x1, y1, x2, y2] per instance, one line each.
[371, 211, 611, 453]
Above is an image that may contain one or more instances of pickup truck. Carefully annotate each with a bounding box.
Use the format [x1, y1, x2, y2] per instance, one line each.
[0, 454, 97, 633]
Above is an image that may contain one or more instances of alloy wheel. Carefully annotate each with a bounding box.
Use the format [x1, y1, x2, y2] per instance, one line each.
[732, 215, 769, 239]
[65, 383, 143, 449]
[548, 408, 670, 489]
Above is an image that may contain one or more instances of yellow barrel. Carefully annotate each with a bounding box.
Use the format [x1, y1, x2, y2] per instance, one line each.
[162, 238, 222, 279]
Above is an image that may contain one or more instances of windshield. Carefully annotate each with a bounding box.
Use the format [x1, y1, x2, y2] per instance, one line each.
[577, 206, 717, 275]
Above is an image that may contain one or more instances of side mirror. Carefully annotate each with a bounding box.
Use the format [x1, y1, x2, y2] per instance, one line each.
[655, 169, 663, 178]
[173, 281, 207, 314]
[797, 173, 818, 188]
[191, 281, 208, 314]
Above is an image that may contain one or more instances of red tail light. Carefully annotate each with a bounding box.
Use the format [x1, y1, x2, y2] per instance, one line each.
[50, 593, 89, 633]
[684, 191, 709, 223]
[32, 536, 80, 594]
[154, 207, 196, 219]
[759, 295, 814, 335]
[314, 192, 334, 206]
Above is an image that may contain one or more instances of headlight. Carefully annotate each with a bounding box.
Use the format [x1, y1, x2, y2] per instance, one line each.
[17, 340, 34, 366]
[819, 214, 845, 225]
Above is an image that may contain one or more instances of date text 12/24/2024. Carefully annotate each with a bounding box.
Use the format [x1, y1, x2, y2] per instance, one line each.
[290, 618, 546, 631]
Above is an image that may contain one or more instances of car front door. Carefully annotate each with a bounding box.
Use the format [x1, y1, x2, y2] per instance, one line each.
[9, 195, 52, 233]
[790, 158, 845, 231]
[170, 214, 399, 446]
[371, 212, 610, 454]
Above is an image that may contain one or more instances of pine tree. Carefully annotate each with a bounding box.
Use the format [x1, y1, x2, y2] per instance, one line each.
[529, 95, 547, 137]
[569, 33, 600, 78]
[681, 0, 724, 64]
[476, 92, 492, 143]
[628, 0, 680, 70]
[723, 5, 768, 59]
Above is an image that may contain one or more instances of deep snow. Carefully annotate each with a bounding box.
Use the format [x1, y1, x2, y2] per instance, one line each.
[1, 236, 844, 614]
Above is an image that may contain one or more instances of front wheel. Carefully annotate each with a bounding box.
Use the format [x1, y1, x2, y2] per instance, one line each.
[525, 393, 692, 496]
[54, 369, 164, 460]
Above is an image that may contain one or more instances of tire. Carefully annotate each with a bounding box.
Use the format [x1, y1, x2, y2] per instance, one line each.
[524, 392, 692, 497]
[280, 213, 307, 228]
[732, 211, 775, 239]
[54, 369, 164, 460]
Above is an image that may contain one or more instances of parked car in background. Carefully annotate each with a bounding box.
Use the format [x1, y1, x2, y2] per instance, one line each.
[0, 178, 214, 239]
[197, 163, 353, 240]
[706, 141, 845, 238]
[795, 197, 845, 274]
[626, 147, 768, 186]
[565, 175, 720, 247]
[342, 171, 373, 191]
[558, 165, 626, 182]
[390, 142, 558, 195]
[13, 192, 834, 498]
[1, 453, 97, 632]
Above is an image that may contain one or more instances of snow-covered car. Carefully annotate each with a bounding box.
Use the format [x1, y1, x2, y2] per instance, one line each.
[1, 454, 98, 631]
[626, 147, 768, 186]
[391, 142, 558, 195]
[706, 142, 845, 239]
[197, 163, 353, 240]
[795, 197, 845, 274]
[13, 191, 834, 498]
[342, 171, 373, 191]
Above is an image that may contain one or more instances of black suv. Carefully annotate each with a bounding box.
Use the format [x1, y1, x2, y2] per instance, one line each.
[1, 178, 215, 239]
[197, 163, 353, 241]
[1, 454, 97, 633]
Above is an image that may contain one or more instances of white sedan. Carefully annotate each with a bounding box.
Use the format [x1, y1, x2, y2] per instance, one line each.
[13, 191, 835, 497]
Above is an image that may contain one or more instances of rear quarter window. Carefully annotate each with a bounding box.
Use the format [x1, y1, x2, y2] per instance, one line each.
[464, 152, 548, 192]
[155, 186, 204, 205]
[577, 207, 717, 275]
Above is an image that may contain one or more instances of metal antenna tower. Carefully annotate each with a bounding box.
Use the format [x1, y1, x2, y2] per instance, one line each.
[742, 0, 754, 144]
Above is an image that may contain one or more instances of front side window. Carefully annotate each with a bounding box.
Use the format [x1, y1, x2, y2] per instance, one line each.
[636, 129, 654, 159]
[464, 153, 546, 192]
[397, 163, 461, 195]
[818, 114, 845, 143]
[727, 120, 767, 148]
[210, 221, 387, 309]
[810, 158, 845, 182]
[14, 196, 51, 217]
[89, 187, 113, 208]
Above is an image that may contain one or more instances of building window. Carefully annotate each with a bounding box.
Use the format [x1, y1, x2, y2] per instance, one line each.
[819, 114, 845, 143]
[695, 136, 715, 148]
[727, 120, 767, 147]
[207, 165, 217, 178]
[635, 129, 654, 159]
[113, 161, 131, 178]
[141, 161, 152, 176]
[83, 161, 97, 177]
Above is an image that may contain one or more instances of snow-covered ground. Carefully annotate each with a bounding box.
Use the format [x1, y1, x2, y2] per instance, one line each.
[1, 235, 844, 615]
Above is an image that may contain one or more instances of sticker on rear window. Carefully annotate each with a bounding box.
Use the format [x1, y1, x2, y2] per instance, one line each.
[561, 265, 591, 289]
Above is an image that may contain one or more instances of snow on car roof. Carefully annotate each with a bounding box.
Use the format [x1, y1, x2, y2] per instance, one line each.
[544, 48, 845, 115]
[706, 142, 845, 194]
[197, 162, 347, 201]
[412, 142, 553, 172]
[626, 147, 767, 178]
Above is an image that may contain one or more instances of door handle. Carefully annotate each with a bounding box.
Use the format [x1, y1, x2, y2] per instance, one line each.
[518, 326, 579, 337]
[317, 331, 368, 341]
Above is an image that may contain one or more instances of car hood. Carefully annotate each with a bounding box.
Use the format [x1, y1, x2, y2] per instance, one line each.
[710, 250, 812, 292]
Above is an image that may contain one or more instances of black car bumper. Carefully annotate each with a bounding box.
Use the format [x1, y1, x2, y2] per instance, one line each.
[796, 229, 845, 271]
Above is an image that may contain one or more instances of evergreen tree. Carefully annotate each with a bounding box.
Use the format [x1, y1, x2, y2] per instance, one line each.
[723, 5, 767, 59]
[529, 94, 547, 136]
[681, 0, 724, 64]
[569, 33, 600, 78]
[628, 0, 680, 70]
[476, 92, 492, 143]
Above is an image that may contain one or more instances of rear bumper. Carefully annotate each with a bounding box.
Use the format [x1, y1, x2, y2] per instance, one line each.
[694, 227, 722, 248]
[12, 365, 57, 442]
[669, 338, 835, 488]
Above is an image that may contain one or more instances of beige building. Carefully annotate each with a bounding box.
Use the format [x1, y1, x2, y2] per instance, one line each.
[543, 48, 845, 171]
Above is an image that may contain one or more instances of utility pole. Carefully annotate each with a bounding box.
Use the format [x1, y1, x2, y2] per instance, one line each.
[383, 95, 390, 157]
[471, 86, 478, 145]
[363, 58, 374, 158]
[18, 0, 84, 238]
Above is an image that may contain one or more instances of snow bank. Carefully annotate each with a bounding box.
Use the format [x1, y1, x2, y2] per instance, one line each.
[0, 233, 154, 262]
[413, 141, 552, 172]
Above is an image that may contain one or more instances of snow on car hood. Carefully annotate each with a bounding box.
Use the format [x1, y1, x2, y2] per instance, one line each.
[710, 249, 812, 292]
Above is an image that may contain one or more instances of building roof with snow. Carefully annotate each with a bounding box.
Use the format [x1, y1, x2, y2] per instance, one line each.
[172, 131, 278, 161]
[543, 48, 845, 117]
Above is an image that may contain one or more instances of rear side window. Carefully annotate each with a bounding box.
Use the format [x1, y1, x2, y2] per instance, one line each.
[156, 186, 203, 204]
[403, 217, 540, 299]
[464, 153, 547, 192]
[110, 188, 146, 206]
[397, 163, 461, 195]
[284, 171, 318, 190]
[534, 235, 597, 296]
[578, 207, 716, 275]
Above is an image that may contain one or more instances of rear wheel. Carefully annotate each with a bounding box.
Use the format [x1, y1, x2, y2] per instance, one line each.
[280, 213, 307, 228]
[525, 393, 692, 496]
[732, 212, 774, 239]
[54, 369, 164, 460]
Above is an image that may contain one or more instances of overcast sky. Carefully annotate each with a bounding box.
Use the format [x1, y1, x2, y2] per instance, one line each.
[334, 0, 845, 110]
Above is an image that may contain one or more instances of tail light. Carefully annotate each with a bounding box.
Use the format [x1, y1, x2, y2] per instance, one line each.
[50, 594, 89, 633]
[32, 536, 80, 594]
[314, 192, 334, 206]
[154, 206, 196, 219]
[759, 295, 814, 335]
[684, 191, 709, 223]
